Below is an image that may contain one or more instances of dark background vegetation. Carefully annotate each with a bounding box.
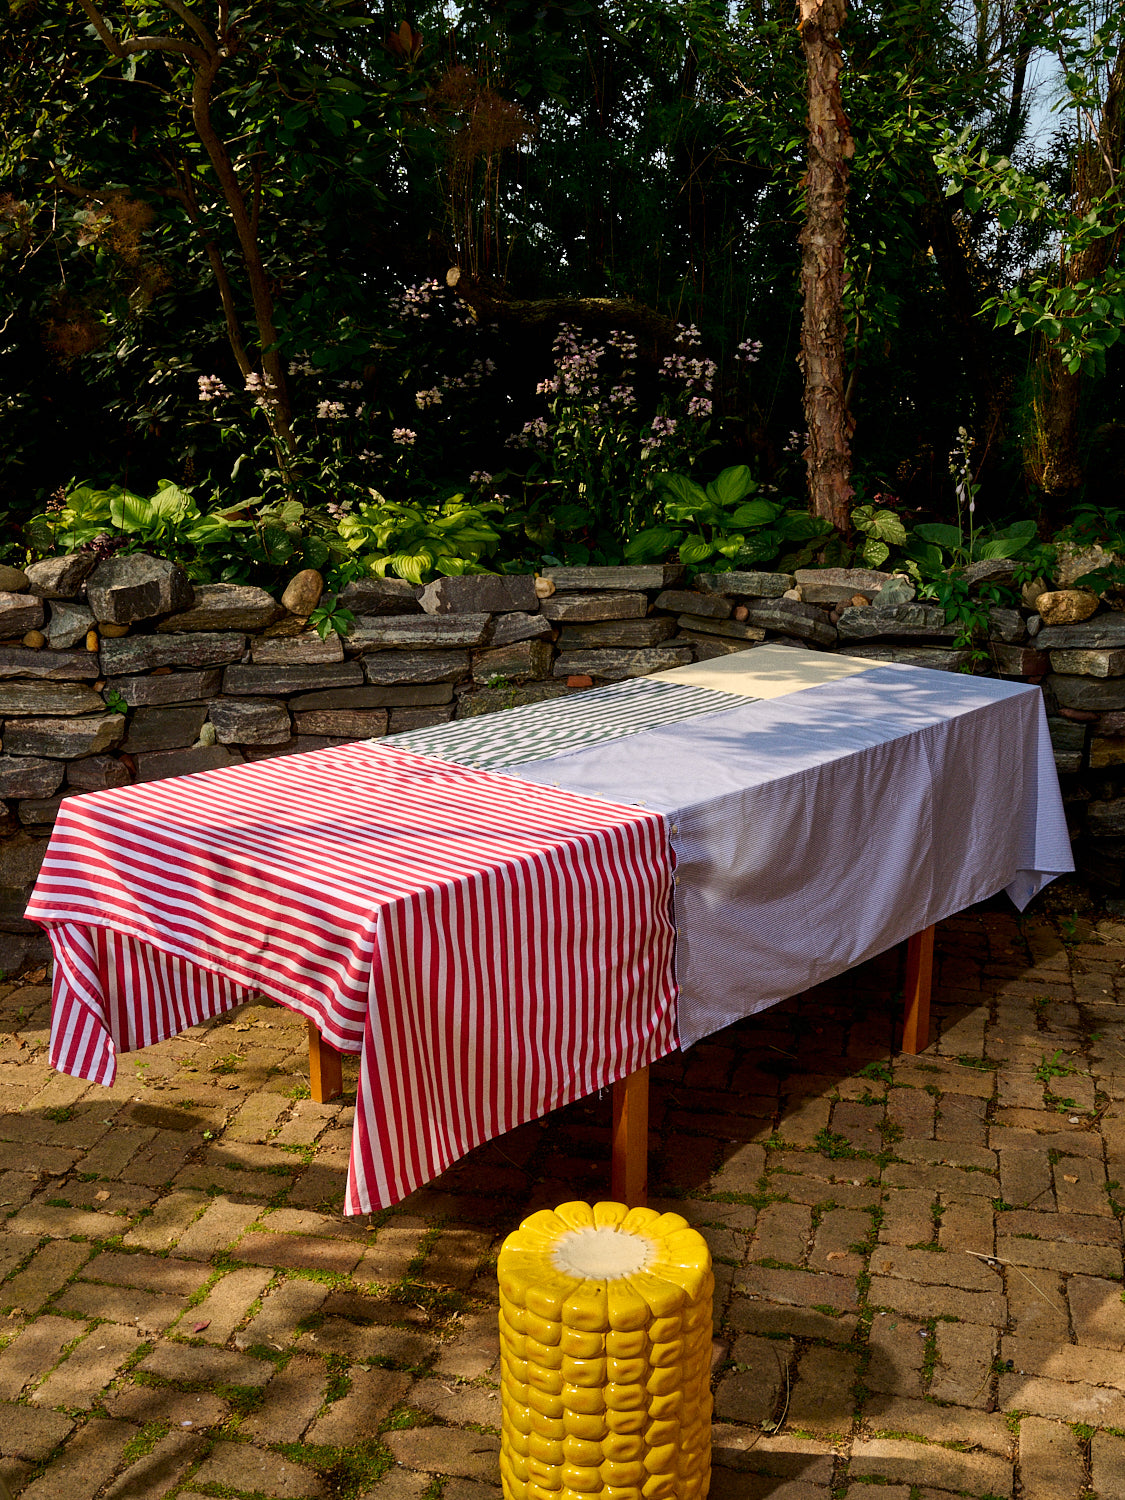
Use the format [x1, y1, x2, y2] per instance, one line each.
[1, 0, 1122, 549]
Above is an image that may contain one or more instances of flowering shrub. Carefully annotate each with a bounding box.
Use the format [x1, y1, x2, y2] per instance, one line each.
[182, 277, 502, 519]
[502, 322, 721, 565]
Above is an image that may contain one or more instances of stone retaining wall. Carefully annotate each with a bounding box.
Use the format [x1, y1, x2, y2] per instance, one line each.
[0, 551, 1120, 971]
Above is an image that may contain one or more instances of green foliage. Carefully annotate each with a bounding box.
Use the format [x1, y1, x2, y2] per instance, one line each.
[1035, 1050, 1076, 1085]
[336, 494, 506, 584]
[858, 1060, 893, 1084]
[308, 596, 356, 641]
[508, 323, 720, 567]
[851, 504, 908, 567]
[813, 1127, 860, 1161]
[626, 464, 828, 572]
[28, 479, 252, 561]
[1060, 504, 1125, 596]
[3, 0, 1122, 562]
[25, 479, 355, 587]
[935, 3, 1125, 377]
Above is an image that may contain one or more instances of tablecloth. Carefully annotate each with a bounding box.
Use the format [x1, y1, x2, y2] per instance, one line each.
[28, 643, 1074, 1209]
[496, 656, 1073, 1045]
[26, 742, 676, 1211]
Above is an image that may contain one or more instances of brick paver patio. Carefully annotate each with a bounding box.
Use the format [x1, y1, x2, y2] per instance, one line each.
[1, 886, 1124, 1498]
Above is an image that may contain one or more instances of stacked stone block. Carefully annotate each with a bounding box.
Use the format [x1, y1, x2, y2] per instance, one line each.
[5, 548, 1125, 969]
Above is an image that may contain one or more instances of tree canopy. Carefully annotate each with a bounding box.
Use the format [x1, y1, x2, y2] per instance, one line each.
[1, 0, 1122, 562]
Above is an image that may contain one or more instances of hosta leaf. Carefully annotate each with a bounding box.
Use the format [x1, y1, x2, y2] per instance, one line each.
[729, 499, 783, 529]
[776, 512, 832, 542]
[388, 548, 434, 584]
[553, 505, 591, 528]
[972, 537, 1028, 560]
[624, 527, 680, 563]
[658, 472, 710, 510]
[995, 519, 1037, 541]
[149, 483, 196, 521]
[914, 522, 963, 549]
[705, 465, 756, 508]
[731, 529, 782, 564]
[678, 536, 716, 565]
[109, 490, 155, 532]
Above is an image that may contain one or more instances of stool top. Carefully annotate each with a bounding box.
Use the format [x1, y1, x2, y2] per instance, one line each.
[552, 1224, 654, 1280]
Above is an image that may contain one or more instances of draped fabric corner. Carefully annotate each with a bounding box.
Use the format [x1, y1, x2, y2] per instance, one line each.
[27, 741, 677, 1213]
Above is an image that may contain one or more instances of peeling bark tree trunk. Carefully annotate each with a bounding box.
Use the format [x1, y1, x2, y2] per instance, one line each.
[797, 0, 855, 535]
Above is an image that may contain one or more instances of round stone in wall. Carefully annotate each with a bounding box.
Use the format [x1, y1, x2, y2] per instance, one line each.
[281, 569, 324, 617]
[1036, 589, 1099, 626]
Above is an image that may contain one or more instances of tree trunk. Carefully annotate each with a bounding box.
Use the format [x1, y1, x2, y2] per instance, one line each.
[76, 0, 295, 462]
[1033, 39, 1125, 510]
[797, 0, 855, 535]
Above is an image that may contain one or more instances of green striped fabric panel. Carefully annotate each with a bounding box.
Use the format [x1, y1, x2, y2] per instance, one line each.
[383, 675, 750, 771]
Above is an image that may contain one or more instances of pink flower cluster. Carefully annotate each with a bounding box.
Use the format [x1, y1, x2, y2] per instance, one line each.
[648, 414, 678, 449]
[540, 323, 606, 400]
[661, 350, 717, 391]
[441, 357, 495, 393]
[508, 416, 550, 448]
[197, 374, 230, 402]
[390, 280, 444, 321]
[244, 372, 279, 411]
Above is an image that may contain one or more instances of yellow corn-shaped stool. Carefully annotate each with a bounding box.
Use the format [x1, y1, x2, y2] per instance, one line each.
[498, 1200, 713, 1500]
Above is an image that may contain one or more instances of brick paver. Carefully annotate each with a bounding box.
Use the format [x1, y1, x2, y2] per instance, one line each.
[29, 1324, 143, 1410]
[183, 1265, 273, 1343]
[2, 899, 1125, 1496]
[242, 1354, 328, 1444]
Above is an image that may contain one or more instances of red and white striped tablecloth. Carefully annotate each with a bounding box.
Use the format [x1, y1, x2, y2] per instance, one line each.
[25, 742, 676, 1212]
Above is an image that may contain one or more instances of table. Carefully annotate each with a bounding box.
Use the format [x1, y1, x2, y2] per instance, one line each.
[27, 644, 1072, 1214]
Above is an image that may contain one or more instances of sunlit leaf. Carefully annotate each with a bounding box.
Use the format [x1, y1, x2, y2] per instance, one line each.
[678, 536, 716, 565]
[729, 499, 783, 528]
[705, 465, 756, 508]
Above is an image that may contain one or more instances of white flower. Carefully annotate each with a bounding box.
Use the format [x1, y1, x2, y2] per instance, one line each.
[392, 427, 417, 446]
[197, 374, 229, 402]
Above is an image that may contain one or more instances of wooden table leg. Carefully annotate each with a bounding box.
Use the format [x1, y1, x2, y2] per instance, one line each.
[611, 1066, 649, 1208]
[902, 925, 935, 1055]
[308, 1018, 343, 1102]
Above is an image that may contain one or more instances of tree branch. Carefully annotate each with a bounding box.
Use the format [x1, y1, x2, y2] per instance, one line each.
[78, 0, 294, 466]
[157, 0, 217, 55]
[447, 269, 681, 354]
[74, 0, 206, 64]
[164, 158, 253, 378]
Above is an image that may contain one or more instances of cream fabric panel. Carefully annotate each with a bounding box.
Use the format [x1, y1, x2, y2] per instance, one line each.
[644, 640, 877, 697]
